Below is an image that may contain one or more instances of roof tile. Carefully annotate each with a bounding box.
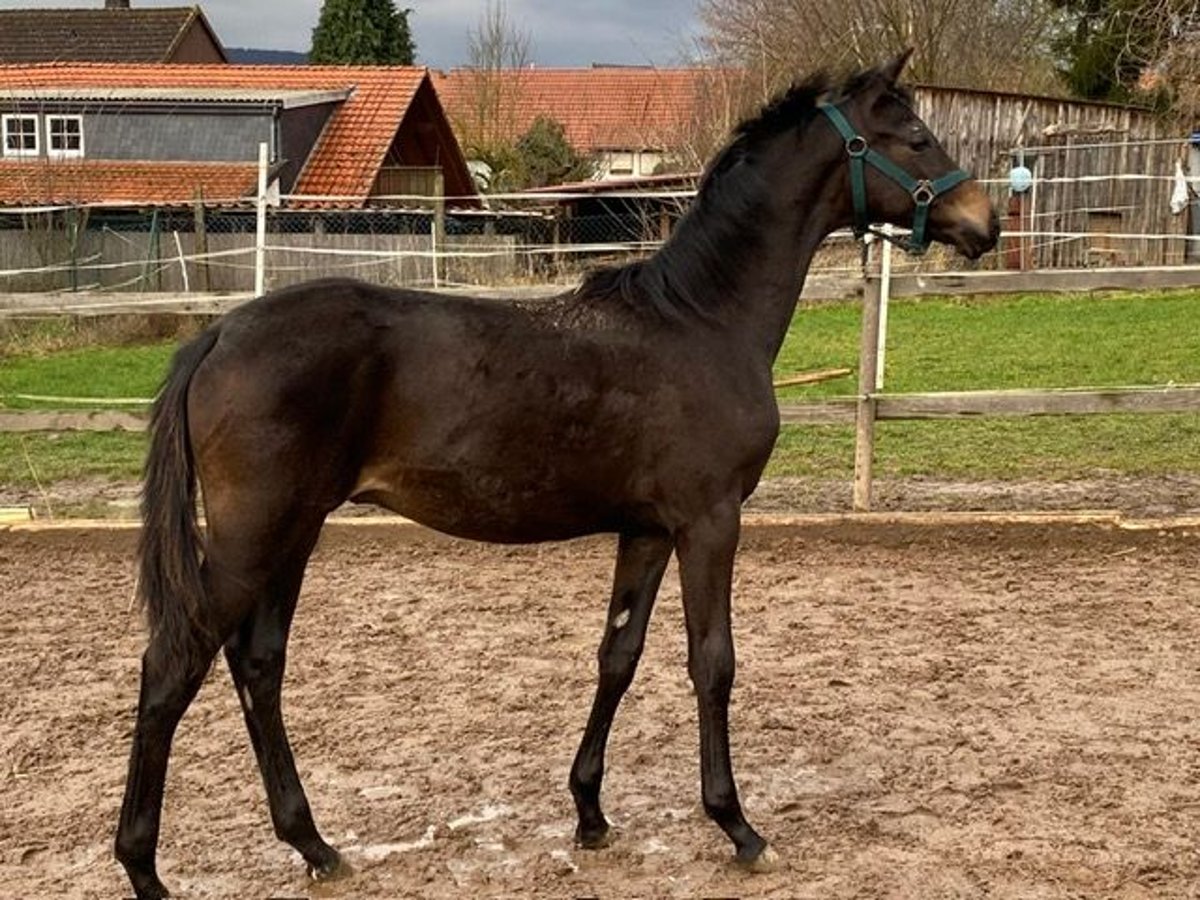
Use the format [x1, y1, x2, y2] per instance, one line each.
[0, 8, 208, 64]
[432, 67, 705, 152]
[0, 159, 256, 206]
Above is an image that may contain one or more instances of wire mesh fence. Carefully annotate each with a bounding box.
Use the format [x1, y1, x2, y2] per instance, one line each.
[0, 163, 1197, 296]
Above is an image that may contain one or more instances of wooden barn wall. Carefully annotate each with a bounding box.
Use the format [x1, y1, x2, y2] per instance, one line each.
[914, 87, 1187, 267]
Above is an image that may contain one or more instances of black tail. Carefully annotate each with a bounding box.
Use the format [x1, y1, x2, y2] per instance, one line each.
[138, 324, 221, 674]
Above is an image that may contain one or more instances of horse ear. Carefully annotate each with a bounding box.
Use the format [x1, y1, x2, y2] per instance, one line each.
[880, 48, 914, 84]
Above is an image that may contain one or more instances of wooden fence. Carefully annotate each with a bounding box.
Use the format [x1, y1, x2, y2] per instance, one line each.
[779, 260, 1200, 510]
[914, 84, 1186, 269]
[2, 264, 1199, 511]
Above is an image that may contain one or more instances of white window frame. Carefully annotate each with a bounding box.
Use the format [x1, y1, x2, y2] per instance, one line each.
[2, 114, 39, 157]
[607, 151, 635, 176]
[46, 114, 84, 159]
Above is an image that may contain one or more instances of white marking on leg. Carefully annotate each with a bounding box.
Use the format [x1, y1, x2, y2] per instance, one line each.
[612, 609, 631, 629]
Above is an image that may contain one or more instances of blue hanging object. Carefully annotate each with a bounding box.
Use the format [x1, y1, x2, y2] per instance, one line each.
[1010, 165, 1033, 194]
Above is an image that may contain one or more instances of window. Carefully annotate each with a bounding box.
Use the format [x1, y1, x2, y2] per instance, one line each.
[608, 151, 634, 176]
[47, 115, 84, 158]
[2, 115, 38, 157]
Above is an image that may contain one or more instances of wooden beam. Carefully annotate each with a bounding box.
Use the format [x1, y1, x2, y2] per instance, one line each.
[874, 384, 1200, 419]
[778, 385, 1200, 426]
[778, 399, 857, 424]
[0, 411, 147, 432]
[0, 292, 254, 318]
[890, 267, 1200, 297]
[772, 367, 852, 389]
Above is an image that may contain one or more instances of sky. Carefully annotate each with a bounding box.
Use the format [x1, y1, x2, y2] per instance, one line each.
[1, 0, 706, 69]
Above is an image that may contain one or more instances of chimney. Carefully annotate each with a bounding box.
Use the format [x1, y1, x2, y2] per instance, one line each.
[105, 0, 131, 9]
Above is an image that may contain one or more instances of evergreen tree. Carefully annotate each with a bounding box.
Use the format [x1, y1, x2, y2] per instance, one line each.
[1050, 0, 1184, 102]
[513, 117, 592, 189]
[310, 0, 415, 65]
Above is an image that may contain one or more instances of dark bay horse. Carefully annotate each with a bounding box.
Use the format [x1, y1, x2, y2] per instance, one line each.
[116, 52, 998, 898]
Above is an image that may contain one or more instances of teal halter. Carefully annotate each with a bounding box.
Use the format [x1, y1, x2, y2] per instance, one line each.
[818, 101, 970, 255]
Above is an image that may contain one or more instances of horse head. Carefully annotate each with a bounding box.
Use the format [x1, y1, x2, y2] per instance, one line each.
[820, 49, 999, 259]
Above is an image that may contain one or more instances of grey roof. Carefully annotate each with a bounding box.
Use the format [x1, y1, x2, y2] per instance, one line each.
[0, 6, 223, 64]
[0, 86, 352, 109]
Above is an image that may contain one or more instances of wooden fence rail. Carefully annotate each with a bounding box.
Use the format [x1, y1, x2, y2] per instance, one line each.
[2, 262, 1199, 511]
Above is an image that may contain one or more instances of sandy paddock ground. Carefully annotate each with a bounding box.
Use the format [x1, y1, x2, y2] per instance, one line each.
[2, 517, 1199, 899]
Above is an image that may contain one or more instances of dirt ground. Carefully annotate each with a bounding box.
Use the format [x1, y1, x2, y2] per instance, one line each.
[5, 472, 1200, 521]
[2, 518, 1199, 899]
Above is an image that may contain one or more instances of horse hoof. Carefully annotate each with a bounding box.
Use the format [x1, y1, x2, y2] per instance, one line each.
[575, 824, 614, 850]
[308, 851, 353, 882]
[125, 868, 170, 899]
[739, 844, 781, 874]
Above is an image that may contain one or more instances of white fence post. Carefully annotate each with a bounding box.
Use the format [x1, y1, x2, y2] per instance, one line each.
[876, 227, 893, 391]
[853, 242, 882, 512]
[255, 142, 268, 297]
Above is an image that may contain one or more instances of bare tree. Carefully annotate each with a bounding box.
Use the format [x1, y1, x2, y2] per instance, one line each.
[454, 0, 533, 189]
[666, 66, 763, 171]
[699, 0, 1064, 97]
[1122, 1, 1200, 119]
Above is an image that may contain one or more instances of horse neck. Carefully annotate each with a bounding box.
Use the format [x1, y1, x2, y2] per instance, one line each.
[648, 132, 845, 366]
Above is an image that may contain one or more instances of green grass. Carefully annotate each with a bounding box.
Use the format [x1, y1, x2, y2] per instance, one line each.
[1, 291, 1198, 487]
[0, 432, 147, 486]
[0, 342, 172, 409]
[766, 289, 1200, 479]
[773, 289, 1200, 397]
[768, 415, 1200, 478]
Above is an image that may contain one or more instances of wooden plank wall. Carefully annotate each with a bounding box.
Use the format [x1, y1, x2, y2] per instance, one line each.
[915, 86, 1186, 268]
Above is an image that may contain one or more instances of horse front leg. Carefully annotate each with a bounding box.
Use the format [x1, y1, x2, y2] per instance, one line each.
[223, 585, 343, 881]
[570, 530, 673, 848]
[676, 501, 777, 870]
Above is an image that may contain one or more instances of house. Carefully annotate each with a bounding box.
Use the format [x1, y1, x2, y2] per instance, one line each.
[432, 66, 725, 181]
[0, 1, 228, 65]
[0, 63, 477, 209]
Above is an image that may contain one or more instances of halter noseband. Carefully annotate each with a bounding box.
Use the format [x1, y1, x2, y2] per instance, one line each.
[818, 101, 970, 255]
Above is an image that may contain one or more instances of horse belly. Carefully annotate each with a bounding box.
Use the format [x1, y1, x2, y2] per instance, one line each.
[350, 465, 627, 543]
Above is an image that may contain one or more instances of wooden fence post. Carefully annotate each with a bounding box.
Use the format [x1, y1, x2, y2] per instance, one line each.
[193, 190, 210, 293]
[854, 268, 882, 511]
[432, 170, 445, 288]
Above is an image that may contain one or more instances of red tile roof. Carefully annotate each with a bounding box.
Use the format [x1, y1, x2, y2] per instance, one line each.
[0, 159, 256, 206]
[0, 63, 431, 204]
[432, 67, 707, 152]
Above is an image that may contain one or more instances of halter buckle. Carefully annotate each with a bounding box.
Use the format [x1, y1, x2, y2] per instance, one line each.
[845, 135, 868, 158]
[912, 181, 935, 206]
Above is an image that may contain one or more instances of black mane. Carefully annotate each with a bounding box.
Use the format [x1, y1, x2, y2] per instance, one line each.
[577, 66, 890, 323]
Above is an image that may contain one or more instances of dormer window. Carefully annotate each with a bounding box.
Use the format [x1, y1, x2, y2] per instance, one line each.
[47, 115, 84, 158]
[2, 114, 38, 157]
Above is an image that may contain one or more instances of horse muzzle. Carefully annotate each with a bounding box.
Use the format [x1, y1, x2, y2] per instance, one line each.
[935, 181, 1000, 260]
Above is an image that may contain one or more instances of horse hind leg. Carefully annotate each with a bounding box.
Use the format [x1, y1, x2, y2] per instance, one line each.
[221, 542, 344, 881]
[115, 586, 242, 898]
[570, 530, 673, 848]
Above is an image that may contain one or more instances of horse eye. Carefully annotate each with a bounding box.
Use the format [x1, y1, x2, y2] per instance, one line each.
[911, 133, 932, 152]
